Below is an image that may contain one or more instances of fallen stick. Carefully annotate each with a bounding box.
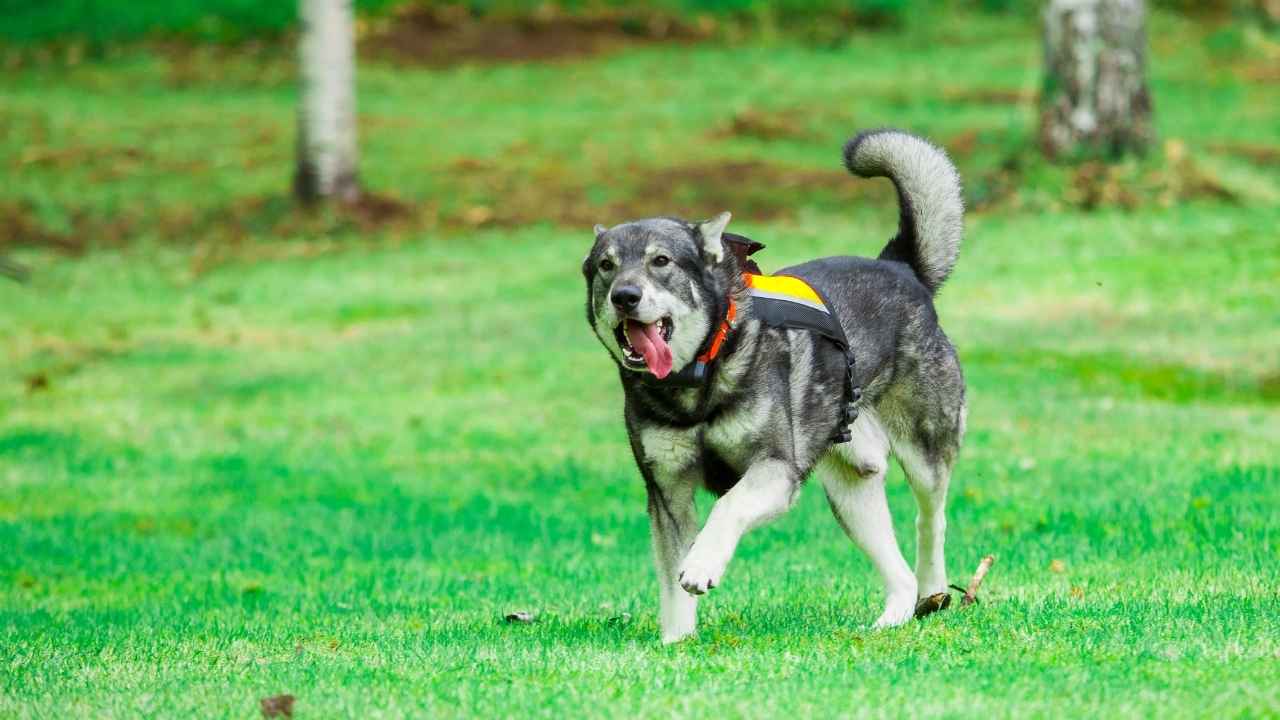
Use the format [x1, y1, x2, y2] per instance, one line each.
[960, 554, 995, 606]
[914, 554, 996, 619]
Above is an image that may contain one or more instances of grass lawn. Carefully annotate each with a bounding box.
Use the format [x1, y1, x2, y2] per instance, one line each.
[2, 9, 1279, 718]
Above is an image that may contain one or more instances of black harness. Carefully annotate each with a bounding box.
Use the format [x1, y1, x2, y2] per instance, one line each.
[661, 234, 862, 445]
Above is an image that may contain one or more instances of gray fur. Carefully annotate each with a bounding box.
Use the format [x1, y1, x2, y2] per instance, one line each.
[583, 130, 967, 642]
[844, 129, 964, 295]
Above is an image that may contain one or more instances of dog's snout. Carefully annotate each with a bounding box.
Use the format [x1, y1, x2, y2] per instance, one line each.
[611, 285, 643, 312]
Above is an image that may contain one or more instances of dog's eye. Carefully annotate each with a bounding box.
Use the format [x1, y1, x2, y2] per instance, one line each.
[652, 255, 671, 268]
[599, 259, 615, 272]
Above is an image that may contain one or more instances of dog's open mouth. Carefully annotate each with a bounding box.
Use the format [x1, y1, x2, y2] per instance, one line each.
[615, 317, 674, 378]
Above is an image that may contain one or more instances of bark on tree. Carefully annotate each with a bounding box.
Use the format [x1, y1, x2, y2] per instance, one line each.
[1039, 0, 1154, 160]
[295, 0, 359, 203]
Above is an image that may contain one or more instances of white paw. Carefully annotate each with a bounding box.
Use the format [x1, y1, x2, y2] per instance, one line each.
[659, 594, 698, 644]
[871, 592, 917, 629]
[677, 553, 724, 596]
[661, 627, 696, 644]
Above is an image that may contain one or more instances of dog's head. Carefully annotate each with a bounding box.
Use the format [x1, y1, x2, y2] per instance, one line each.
[582, 213, 734, 379]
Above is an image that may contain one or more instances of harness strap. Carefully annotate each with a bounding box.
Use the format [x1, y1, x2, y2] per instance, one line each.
[694, 298, 737, 370]
[655, 264, 862, 446]
[662, 290, 738, 386]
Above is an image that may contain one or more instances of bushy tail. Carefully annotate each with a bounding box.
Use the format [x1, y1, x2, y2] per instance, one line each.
[843, 129, 964, 295]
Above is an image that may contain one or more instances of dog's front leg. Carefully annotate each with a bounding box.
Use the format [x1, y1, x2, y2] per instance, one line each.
[646, 476, 699, 643]
[678, 459, 798, 595]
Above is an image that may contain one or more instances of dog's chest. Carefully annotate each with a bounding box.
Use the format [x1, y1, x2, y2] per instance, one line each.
[639, 397, 771, 492]
[704, 397, 772, 461]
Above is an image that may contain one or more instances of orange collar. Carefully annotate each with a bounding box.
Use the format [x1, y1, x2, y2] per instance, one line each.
[696, 297, 737, 366]
[659, 279, 743, 386]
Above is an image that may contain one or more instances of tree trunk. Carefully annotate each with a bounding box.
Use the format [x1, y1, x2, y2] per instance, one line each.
[295, 0, 358, 204]
[1260, 0, 1280, 27]
[1039, 0, 1154, 160]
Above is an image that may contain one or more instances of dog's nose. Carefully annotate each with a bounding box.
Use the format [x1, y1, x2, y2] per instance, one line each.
[611, 285, 642, 312]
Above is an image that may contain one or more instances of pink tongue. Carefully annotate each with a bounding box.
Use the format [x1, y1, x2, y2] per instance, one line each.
[626, 320, 673, 379]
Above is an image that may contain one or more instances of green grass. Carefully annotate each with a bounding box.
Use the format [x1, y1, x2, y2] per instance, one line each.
[0, 0, 919, 46]
[0, 0, 400, 45]
[2, 9, 1280, 718]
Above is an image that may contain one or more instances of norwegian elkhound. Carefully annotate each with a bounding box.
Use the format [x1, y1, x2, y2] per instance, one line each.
[582, 129, 966, 643]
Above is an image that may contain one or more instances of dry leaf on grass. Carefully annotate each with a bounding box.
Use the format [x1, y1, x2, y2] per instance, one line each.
[260, 694, 295, 718]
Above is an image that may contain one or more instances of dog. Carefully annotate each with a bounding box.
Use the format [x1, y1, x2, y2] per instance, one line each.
[582, 129, 966, 643]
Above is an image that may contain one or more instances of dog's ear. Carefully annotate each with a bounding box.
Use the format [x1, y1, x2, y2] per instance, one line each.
[695, 212, 732, 264]
[584, 225, 608, 277]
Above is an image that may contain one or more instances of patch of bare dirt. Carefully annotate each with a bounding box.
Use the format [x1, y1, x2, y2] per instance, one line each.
[342, 192, 416, 226]
[1071, 139, 1237, 210]
[10, 134, 259, 182]
[945, 129, 982, 158]
[440, 157, 892, 230]
[1236, 61, 1280, 83]
[621, 161, 877, 221]
[710, 107, 809, 141]
[259, 694, 295, 718]
[968, 137, 1242, 213]
[0, 201, 89, 253]
[161, 43, 294, 89]
[0, 191, 418, 262]
[1208, 141, 1280, 166]
[11, 141, 183, 184]
[1066, 155, 1235, 210]
[7, 130, 1249, 271]
[3, 7, 707, 77]
[941, 86, 1036, 105]
[364, 5, 710, 67]
[17, 144, 150, 171]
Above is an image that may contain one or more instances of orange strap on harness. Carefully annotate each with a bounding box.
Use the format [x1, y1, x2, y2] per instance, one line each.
[656, 247, 861, 445]
[696, 298, 737, 366]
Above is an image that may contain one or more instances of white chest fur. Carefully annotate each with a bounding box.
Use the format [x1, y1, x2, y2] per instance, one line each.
[638, 392, 773, 480]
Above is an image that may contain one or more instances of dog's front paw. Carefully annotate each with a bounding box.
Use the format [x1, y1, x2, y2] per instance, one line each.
[871, 591, 918, 629]
[677, 554, 724, 596]
[661, 626, 696, 644]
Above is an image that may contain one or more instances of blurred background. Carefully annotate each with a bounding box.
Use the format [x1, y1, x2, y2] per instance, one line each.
[2, 0, 1277, 251]
[1, 1, 1278, 716]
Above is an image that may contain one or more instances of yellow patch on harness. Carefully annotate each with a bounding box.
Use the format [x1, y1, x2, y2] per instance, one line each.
[744, 273, 828, 312]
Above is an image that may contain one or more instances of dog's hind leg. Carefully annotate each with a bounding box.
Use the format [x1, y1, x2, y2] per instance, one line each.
[896, 435, 957, 597]
[890, 392, 962, 594]
[647, 477, 700, 644]
[820, 411, 918, 628]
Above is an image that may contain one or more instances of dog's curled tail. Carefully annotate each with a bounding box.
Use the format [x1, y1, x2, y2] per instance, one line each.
[843, 129, 964, 296]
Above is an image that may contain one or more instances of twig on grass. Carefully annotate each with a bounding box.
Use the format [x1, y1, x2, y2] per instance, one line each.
[914, 553, 996, 619]
[960, 554, 995, 606]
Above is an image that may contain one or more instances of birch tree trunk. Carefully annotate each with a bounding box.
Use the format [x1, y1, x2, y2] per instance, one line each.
[295, 0, 359, 203]
[1039, 0, 1154, 160]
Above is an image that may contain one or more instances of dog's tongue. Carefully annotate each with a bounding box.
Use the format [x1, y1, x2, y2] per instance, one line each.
[626, 320, 673, 379]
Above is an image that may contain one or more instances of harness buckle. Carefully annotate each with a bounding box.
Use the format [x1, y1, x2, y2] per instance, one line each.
[832, 346, 860, 445]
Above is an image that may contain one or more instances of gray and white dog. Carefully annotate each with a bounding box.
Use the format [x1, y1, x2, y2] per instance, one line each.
[582, 130, 966, 643]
